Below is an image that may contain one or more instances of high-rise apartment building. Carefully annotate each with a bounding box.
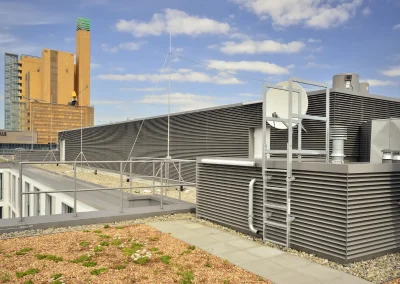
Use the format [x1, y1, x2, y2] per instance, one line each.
[3, 17, 94, 145]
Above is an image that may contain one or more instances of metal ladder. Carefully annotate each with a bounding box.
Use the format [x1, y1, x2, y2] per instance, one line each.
[262, 77, 330, 248]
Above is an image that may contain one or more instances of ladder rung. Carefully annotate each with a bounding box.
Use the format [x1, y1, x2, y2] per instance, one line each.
[264, 169, 286, 172]
[265, 186, 287, 192]
[264, 220, 287, 229]
[292, 114, 327, 122]
[265, 117, 299, 123]
[264, 238, 287, 247]
[265, 203, 287, 210]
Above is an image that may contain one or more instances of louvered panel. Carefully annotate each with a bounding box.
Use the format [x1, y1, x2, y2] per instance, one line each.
[346, 172, 400, 259]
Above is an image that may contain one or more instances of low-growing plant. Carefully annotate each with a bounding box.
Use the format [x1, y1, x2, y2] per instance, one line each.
[0, 272, 10, 282]
[122, 242, 144, 256]
[94, 246, 104, 253]
[52, 280, 62, 284]
[82, 230, 90, 233]
[148, 236, 159, 241]
[188, 245, 195, 250]
[100, 241, 109, 246]
[223, 280, 230, 284]
[93, 230, 102, 234]
[51, 273, 62, 280]
[103, 224, 110, 229]
[149, 247, 159, 252]
[204, 255, 212, 268]
[79, 241, 90, 247]
[98, 234, 111, 239]
[71, 255, 91, 263]
[116, 226, 125, 229]
[111, 239, 122, 246]
[90, 268, 108, 276]
[133, 256, 149, 265]
[23, 280, 33, 284]
[156, 251, 163, 255]
[16, 268, 40, 278]
[82, 261, 97, 267]
[4, 254, 10, 258]
[35, 254, 63, 262]
[177, 269, 194, 284]
[257, 276, 265, 281]
[16, 248, 33, 256]
[112, 264, 127, 270]
[159, 255, 172, 265]
[223, 259, 229, 265]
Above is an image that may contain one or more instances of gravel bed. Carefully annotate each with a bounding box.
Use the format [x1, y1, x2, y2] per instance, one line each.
[35, 164, 196, 203]
[1, 213, 398, 283]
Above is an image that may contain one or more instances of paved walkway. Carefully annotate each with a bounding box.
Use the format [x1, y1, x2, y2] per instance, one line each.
[149, 220, 371, 284]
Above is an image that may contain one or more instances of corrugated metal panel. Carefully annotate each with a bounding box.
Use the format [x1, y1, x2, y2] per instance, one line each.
[14, 150, 60, 162]
[347, 172, 400, 259]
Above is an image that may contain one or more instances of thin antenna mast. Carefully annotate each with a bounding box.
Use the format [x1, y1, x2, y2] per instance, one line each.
[167, 32, 171, 158]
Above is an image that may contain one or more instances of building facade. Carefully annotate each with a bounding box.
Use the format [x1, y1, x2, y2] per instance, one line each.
[3, 17, 93, 144]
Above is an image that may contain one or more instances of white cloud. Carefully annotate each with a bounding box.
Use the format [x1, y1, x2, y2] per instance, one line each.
[116, 9, 230, 37]
[0, 33, 17, 44]
[308, 38, 321, 43]
[139, 93, 222, 111]
[92, 100, 123, 105]
[64, 37, 75, 44]
[238, 93, 259, 97]
[0, 2, 64, 26]
[206, 60, 289, 75]
[362, 7, 371, 16]
[305, 54, 316, 60]
[304, 62, 333, 68]
[101, 42, 143, 53]
[219, 39, 305, 55]
[90, 63, 101, 69]
[365, 79, 397, 86]
[381, 66, 400, 77]
[232, 0, 362, 29]
[393, 24, 400, 30]
[98, 68, 244, 85]
[229, 14, 236, 19]
[120, 87, 166, 92]
[114, 67, 125, 72]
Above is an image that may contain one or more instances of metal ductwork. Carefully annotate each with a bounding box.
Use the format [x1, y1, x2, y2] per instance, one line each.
[330, 126, 347, 164]
[248, 178, 260, 234]
[381, 149, 393, 164]
[392, 150, 400, 163]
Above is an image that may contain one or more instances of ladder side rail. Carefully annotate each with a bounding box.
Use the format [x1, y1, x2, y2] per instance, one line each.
[287, 78, 294, 248]
[326, 86, 330, 163]
[262, 83, 268, 242]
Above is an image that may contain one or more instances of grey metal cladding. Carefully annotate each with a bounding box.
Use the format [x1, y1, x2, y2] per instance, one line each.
[60, 91, 400, 175]
[197, 162, 400, 262]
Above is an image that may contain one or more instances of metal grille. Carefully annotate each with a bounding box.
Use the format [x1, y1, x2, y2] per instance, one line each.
[50, 50, 58, 104]
[4, 53, 20, 130]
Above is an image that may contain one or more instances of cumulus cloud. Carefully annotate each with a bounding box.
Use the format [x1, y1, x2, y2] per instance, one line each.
[362, 7, 371, 16]
[393, 24, 400, 30]
[64, 37, 75, 44]
[0, 33, 17, 44]
[206, 60, 289, 75]
[139, 93, 222, 111]
[116, 9, 230, 37]
[219, 39, 305, 55]
[238, 93, 259, 97]
[232, 0, 362, 29]
[98, 68, 244, 85]
[365, 79, 397, 86]
[101, 42, 143, 53]
[381, 66, 400, 77]
[120, 87, 166, 92]
[90, 63, 101, 69]
[308, 38, 321, 43]
[304, 62, 333, 68]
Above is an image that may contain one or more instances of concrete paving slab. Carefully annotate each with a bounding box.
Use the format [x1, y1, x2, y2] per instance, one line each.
[201, 242, 240, 255]
[180, 235, 219, 247]
[182, 222, 206, 230]
[269, 253, 312, 269]
[267, 270, 321, 284]
[192, 226, 222, 235]
[227, 238, 261, 250]
[210, 231, 242, 242]
[324, 274, 371, 284]
[244, 245, 285, 259]
[218, 250, 261, 265]
[293, 263, 345, 283]
[241, 258, 287, 277]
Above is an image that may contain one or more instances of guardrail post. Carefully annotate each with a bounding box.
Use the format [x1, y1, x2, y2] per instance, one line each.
[74, 161, 77, 217]
[179, 161, 182, 201]
[19, 162, 23, 222]
[152, 159, 155, 195]
[120, 162, 124, 213]
[160, 161, 164, 209]
[129, 161, 132, 195]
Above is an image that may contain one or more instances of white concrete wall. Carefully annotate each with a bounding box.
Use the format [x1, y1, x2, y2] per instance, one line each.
[0, 168, 97, 219]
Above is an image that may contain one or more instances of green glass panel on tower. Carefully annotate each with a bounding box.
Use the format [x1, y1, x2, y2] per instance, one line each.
[76, 17, 90, 31]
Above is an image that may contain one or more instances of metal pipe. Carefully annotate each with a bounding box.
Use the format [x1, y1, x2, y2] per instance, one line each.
[129, 162, 132, 195]
[152, 160, 155, 195]
[19, 162, 23, 222]
[160, 162, 163, 209]
[120, 162, 123, 213]
[330, 126, 347, 164]
[74, 162, 77, 217]
[248, 178, 260, 234]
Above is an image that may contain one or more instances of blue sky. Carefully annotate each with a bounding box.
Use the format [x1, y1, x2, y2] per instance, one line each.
[0, 0, 399, 127]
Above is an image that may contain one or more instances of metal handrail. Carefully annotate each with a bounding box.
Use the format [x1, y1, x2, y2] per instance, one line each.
[18, 158, 197, 222]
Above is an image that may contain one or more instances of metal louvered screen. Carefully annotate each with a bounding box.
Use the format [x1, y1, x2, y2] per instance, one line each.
[197, 161, 400, 263]
[60, 90, 400, 176]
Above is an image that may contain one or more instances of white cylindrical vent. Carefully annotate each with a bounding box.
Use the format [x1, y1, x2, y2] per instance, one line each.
[381, 149, 393, 164]
[392, 150, 400, 164]
[332, 73, 360, 92]
[330, 126, 347, 164]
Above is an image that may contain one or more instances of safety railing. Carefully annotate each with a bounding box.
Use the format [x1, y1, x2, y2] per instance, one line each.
[18, 158, 197, 222]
